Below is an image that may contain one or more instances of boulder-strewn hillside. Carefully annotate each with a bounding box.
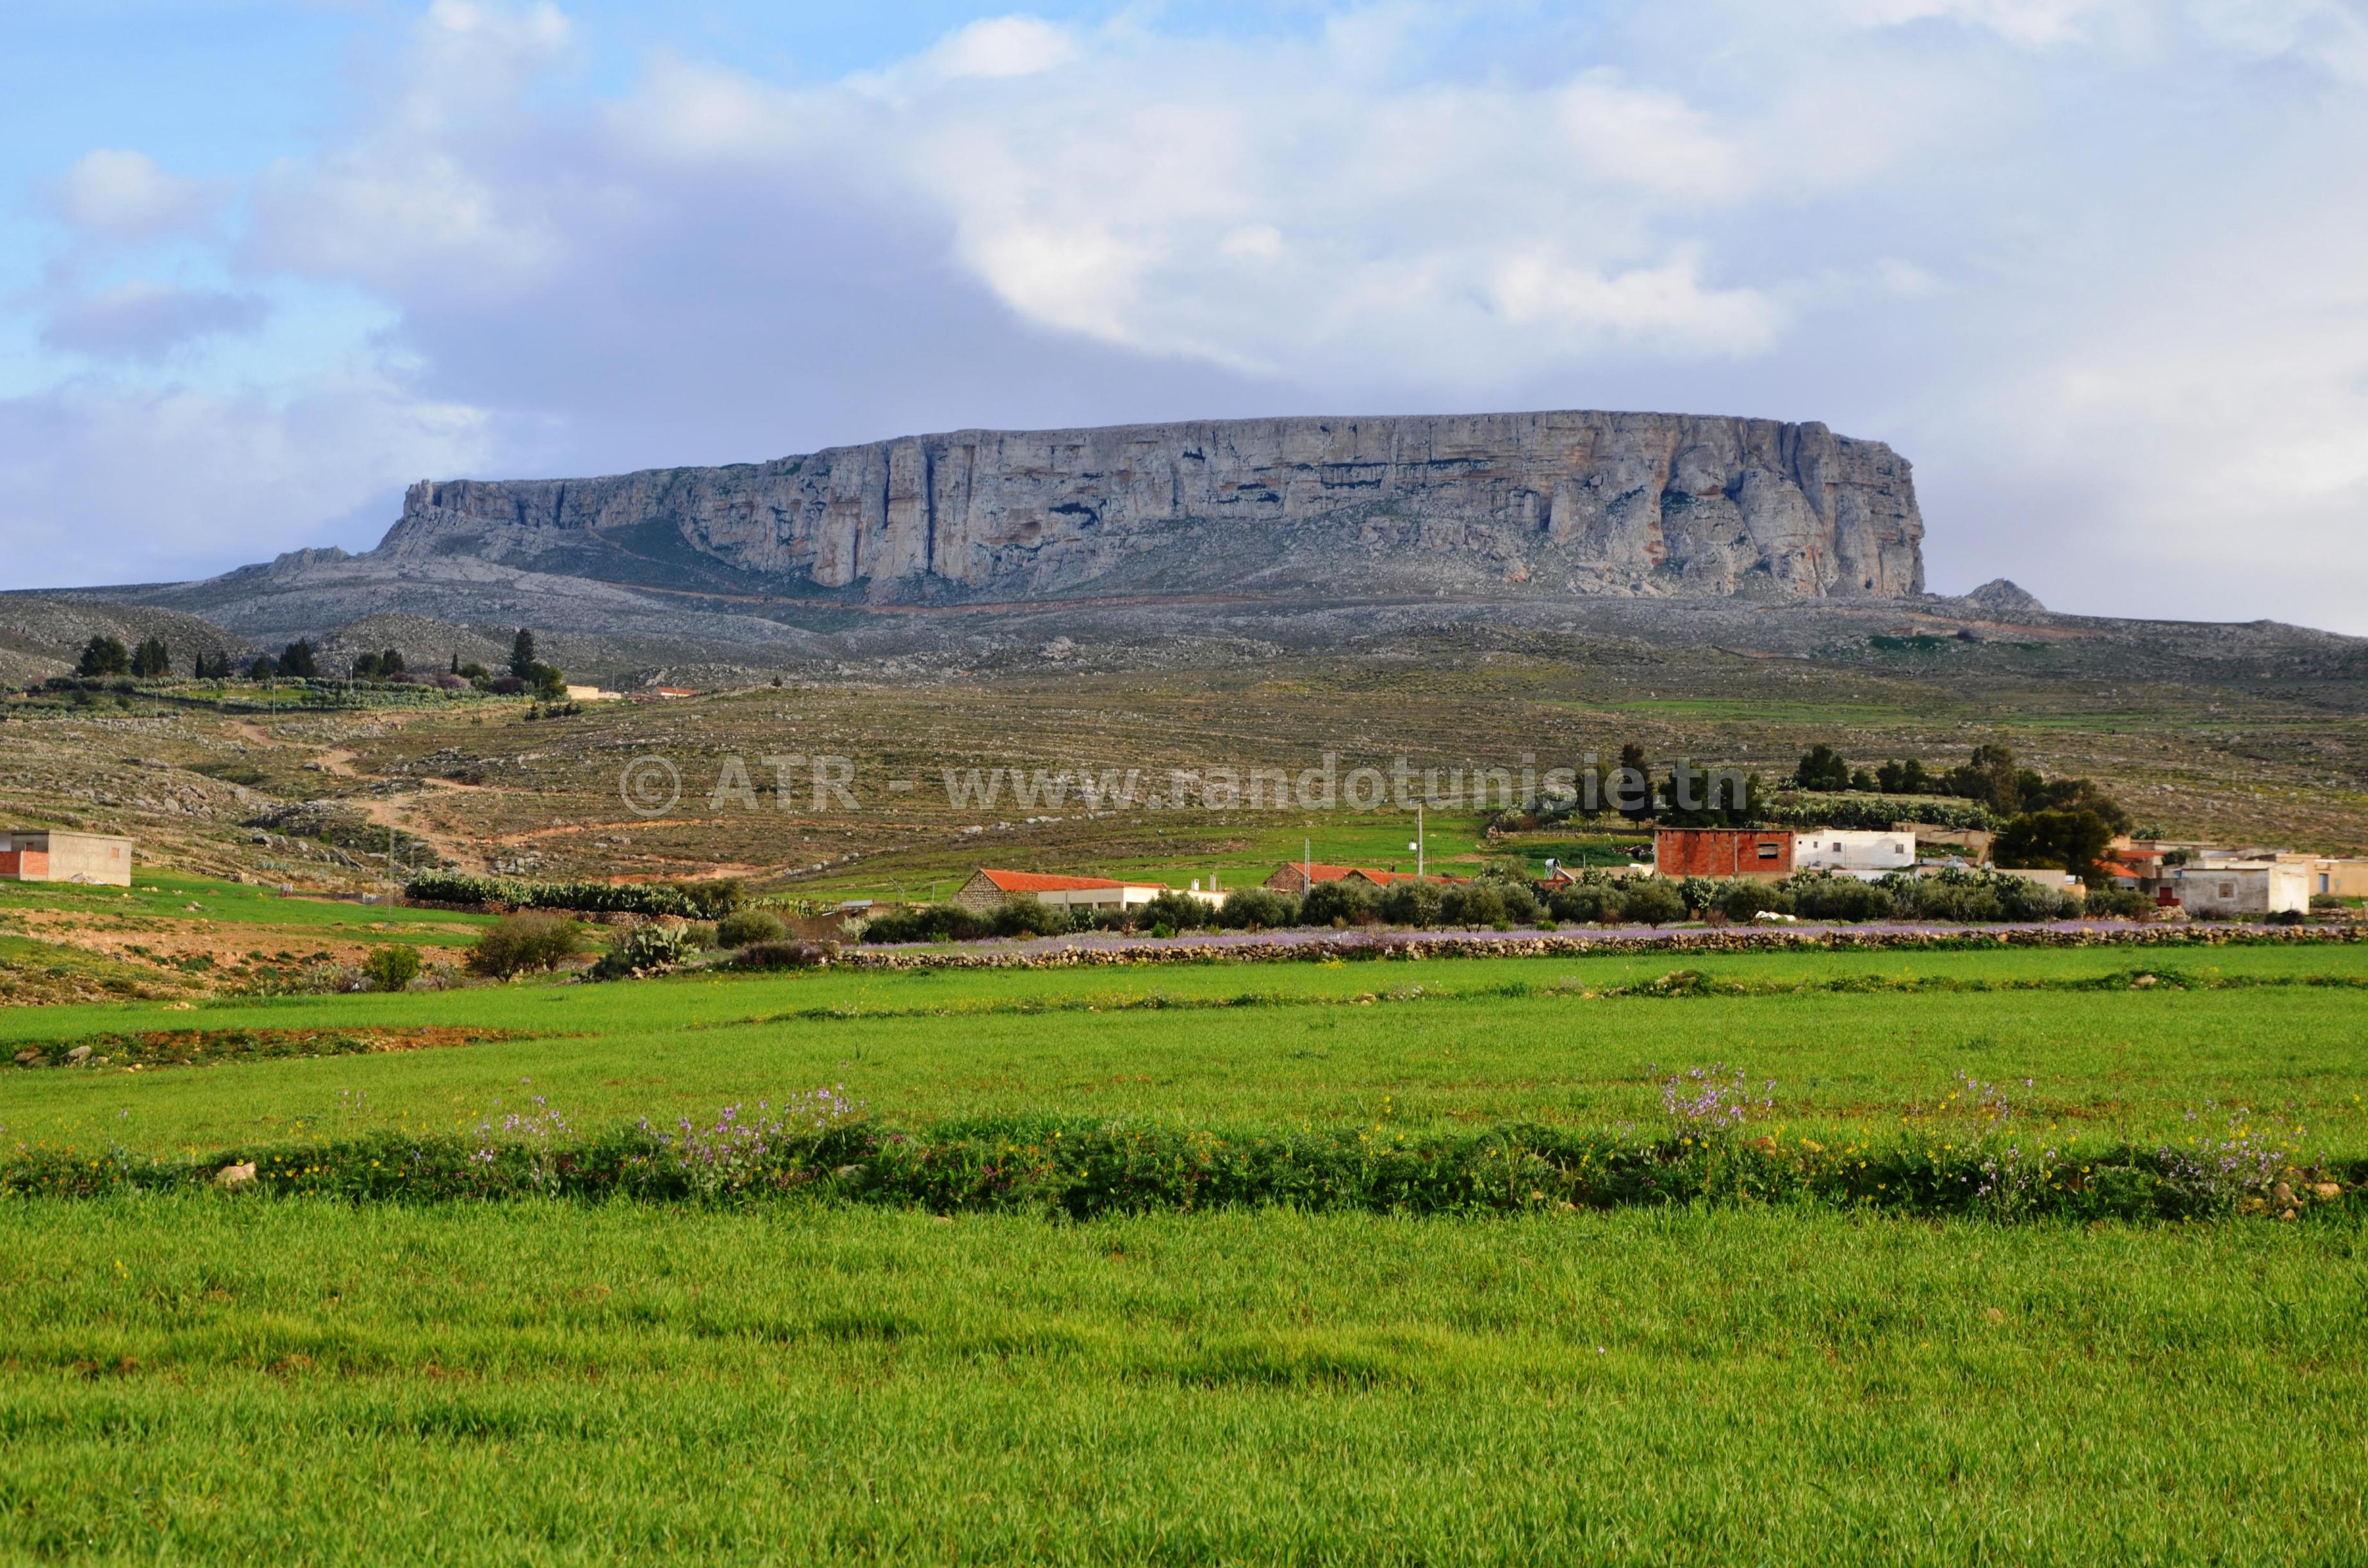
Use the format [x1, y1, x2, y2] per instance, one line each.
[375, 411, 1926, 605]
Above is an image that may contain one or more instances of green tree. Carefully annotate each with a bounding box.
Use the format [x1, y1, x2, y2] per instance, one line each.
[78, 635, 129, 677]
[1614, 742, 1654, 822]
[279, 639, 319, 678]
[529, 663, 568, 701]
[1791, 744, 1852, 791]
[2029, 777, 2132, 834]
[510, 628, 537, 679]
[129, 636, 171, 677]
[1875, 758, 1935, 795]
[1992, 809, 2117, 885]
[352, 651, 382, 680]
[380, 647, 405, 675]
[1943, 744, 2023, 815]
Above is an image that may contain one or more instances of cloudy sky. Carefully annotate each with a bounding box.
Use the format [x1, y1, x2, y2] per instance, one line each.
[6, 0, 2365, 630]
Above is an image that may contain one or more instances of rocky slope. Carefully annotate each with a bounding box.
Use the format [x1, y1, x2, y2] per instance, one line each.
[375, 411, 1926, 605]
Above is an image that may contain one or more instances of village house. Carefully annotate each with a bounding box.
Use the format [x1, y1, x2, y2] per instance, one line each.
[1652, 828, 1794, 880]
[952, 868, 1165, 914]
[1262, 862, 1442, 895]
[2173, 859, 2310, 917]
[1790, 829, 1916, 878]
[0, 828, 133, 886]
[2312, 858, 2368, 899]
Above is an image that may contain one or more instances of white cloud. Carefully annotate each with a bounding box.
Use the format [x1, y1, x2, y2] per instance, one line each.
[1492, 249, 1783, 354]
[48, 150, 220, 239]
[919, 16, 1080, 81]
[243, 0, 577, 299]
[0, 375, 493, 589]
[1834, 0, 2121, 46]
[40, 282, 270, 361]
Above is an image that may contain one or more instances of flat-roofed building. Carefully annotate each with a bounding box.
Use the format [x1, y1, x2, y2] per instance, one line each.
[1791, 829, 1916, 877]
[2312, 859, 2368, 899]
[1653, 828, 1793, 880]
[0, 828, 133, 886]
[2175, 861, 2310, 917]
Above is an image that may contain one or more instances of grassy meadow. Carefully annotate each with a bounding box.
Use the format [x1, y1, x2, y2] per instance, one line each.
[5, 940, 2366, 1562]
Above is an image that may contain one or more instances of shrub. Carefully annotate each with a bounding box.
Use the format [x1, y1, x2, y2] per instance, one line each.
[1496, 884, 1543, 927]
[593, 922, 705, 979]
[1138, 890, 1212, 933]
[361, 945, 422, 993]
[859, 904, 987, 943]
[1548, 883, 1625, 924]
[2085, 886, 2151, 919]
[1881, 867, 2080, 923]
[989, 898, 1073, 938]
[1379, 881, 1443, 927]
[715, 908, 788, 949]
[467, 914, 584, 978]
[1716, 879, 1788, 922]
[1786, 874, 1895, 922]
[732, 940, 832, 970]
[1440, 885, 1506, 927]
[1618, 879, 1688, 927]
[1216, 888, 1297, 931]
[1299, 880, 1379, 927]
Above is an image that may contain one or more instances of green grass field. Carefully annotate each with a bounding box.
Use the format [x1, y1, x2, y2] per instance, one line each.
[4, 942, 2365, 1562]
[0, 870, 495, 943]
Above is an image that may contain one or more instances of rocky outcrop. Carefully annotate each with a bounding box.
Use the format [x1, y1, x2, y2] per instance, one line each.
[1963, 578, 2048, 619]
[375, 411, 1924, 603]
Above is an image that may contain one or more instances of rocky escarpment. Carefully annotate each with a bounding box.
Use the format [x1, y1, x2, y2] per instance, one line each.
[374, 411, 1925, 604]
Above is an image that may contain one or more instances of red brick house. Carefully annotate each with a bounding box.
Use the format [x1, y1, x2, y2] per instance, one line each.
[1653, 828, 1793, 880]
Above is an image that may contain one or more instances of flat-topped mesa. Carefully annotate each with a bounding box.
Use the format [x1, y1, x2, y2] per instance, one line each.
[375, 411, 1925, 603]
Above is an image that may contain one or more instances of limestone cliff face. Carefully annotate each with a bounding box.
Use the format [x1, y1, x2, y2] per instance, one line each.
[375, 411, 1925, 603]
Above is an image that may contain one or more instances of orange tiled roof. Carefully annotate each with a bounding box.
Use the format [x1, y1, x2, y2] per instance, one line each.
[975, 868, 1152, 893]
[1279, 862, 1456, 886]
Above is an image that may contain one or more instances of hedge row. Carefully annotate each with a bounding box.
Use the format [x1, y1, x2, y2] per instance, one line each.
[835, 923, 2362, 970]
[4, 1118, 2355, 1223]
[1756, 793, 2002, 831]
[404, 870, 735, 918]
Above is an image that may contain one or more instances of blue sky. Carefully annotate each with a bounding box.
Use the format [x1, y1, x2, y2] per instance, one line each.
[5, 0, 2366, 631]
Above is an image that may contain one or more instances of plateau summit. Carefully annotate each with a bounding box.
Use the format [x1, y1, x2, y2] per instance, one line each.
[377, 411, 1925, 606]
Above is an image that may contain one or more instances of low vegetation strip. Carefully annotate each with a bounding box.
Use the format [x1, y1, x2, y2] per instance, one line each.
[695, 964, 2368, 1027]
[404, 870, 737, 919]
[6, 1025, 525, 1073]
[837, 923, 2365, 970]
[6, 1113, 2353, 1223]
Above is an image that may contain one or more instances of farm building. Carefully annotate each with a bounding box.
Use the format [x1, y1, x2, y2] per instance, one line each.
[953, 868, 1165, 913]
[2314, 858, 2368, 898]
[2173, 861, 2310, 917]
[0, 828, 133, 886]
[1262, 862, 1438, 895]
[1653, 828, 1793, 880]
[1791, 829, 1916, 877]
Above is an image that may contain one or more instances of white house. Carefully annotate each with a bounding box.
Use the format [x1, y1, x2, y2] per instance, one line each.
[2174, 862, 2310, 917]
[1791, 829, 1916, 879]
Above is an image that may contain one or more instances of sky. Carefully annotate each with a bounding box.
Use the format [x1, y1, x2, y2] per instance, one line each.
[4, 0, 2365, 631]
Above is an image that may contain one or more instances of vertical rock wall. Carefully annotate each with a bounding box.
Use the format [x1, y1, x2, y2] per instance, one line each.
[379, 411, 1925, 601]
